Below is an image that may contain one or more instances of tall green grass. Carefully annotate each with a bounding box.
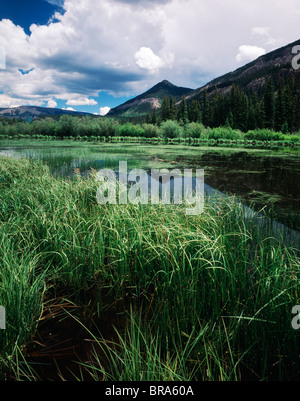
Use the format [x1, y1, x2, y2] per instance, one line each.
[0, 155, 299, 380]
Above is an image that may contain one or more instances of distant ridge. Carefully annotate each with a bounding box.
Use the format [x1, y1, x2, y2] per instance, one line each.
[0, 105, 94, 122]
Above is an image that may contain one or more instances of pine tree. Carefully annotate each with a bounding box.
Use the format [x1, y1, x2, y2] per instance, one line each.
[274, 79, 286, 131]
[263, 78, 275, 129]
[247, 105, 257, 130]
[178, 95, 189, 124]
[281, 120, 289, 134]
[228, 84, 249, 131]
[145, 113, 152, 124]
[161, 96, 170, 122]
[169, 96, 177, 120]
[284, 77, 297, 132]
[188, 99, 201, 122]
[151, 108, 157, 125]
[225, 110, 234, 128]
[201, 90, 212, 127]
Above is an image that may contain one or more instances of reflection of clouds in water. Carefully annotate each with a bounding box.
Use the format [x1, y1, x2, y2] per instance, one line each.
[0, 150, 22, 158]
[0, 147, 127, 177]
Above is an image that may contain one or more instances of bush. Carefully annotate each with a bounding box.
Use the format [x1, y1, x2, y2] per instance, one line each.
[98, 118, 118, 137]
[117, 122, 145, 138]
[185, 122, 205, 138]
[142, 123, 159, 138]
[208, 127, 241, 140]
[159, 120, 183, 139]
[244, 129, 285, 142]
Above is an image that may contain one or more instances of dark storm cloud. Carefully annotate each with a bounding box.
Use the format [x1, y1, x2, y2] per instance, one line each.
[56, 67, 145, 95]
[37, 51, 145, 95]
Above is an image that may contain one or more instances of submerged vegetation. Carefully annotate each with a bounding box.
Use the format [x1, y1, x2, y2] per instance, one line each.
[0, 155, 299, 381]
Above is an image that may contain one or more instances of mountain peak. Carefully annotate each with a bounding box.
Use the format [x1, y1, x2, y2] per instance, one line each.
[157, 79, 174, 86]
[107, 80, 193, 117]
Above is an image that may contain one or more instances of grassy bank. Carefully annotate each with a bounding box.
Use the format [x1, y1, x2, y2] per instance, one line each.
[0, 156, 299, 381]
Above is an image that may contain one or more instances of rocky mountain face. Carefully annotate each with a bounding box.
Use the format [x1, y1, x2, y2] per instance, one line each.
[184, 39, 300, 103]
[107, 80, 193, 117]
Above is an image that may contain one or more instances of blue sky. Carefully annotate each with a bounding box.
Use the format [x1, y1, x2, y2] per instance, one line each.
[0, 0, 64, 35]
[0, 0, 299, 115]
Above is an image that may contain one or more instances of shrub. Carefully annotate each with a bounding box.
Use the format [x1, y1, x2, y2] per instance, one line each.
[244, 129, 285, 142]
[185, 122, 205, 138]
[117, 122, 145, 138]
[159, 120, 183, 139]
[142, 123, 159, 138]
[208, 127, 241, 140]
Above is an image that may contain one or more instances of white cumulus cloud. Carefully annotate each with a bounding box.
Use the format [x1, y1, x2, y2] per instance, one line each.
[47, 98, 57, 108]
[236, 45, 266, 63]
[62, 106, 76, 111]
[135, 47, 164, 72]
[99, 106, 111, 116]
[66, 97, 98, 106]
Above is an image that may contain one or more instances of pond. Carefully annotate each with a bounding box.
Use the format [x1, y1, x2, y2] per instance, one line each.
[1, 140, 300, 235]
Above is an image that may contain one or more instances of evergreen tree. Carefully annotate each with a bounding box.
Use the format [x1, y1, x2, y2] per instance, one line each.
[263, 78, 275, 129]
[188, 99, 201, 122]
[250, 92, 261, 129]
[275, 79, 286, 131]
[201, 90, 213, 127]
[228, 84, 249, 131]
[161, 96, 170, 121]
[145, 113, 152, 124]
[178, 95, 189, 124]
[225, 110, 234, 128]
[169, 96, 177, 120]
[211, 91, 227, 127]
[247, 105, 257, 130]
[281, 120, 289, 135]
[151, 108, 157, 125]
[284, 77, 297, 132]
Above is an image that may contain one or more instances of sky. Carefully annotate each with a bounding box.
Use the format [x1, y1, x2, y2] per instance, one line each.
[0, 0, 299, 115]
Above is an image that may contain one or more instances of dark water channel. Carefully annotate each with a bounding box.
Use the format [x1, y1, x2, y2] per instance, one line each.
[184, 150, 300, 233]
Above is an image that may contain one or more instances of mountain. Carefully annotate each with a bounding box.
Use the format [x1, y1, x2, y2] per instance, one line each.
[107, 80, 193, 117]
[0, 105, 94, 122]
[184, 38, 300, 103]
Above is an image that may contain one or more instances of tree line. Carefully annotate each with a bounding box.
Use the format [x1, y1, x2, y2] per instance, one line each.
[145, 75, 299, 134]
